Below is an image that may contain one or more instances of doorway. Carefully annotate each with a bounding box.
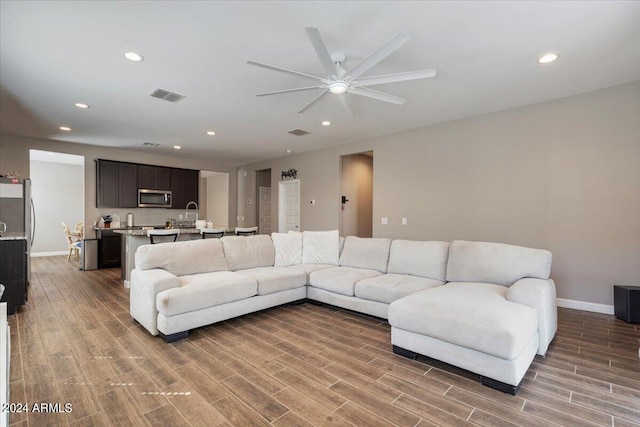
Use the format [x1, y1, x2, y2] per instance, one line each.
[340, 151, 373, 237]
[201, 171, 229, 230]
[278, 179, 300, 232]
[29, 149, 85, 256]
[256, 169, 271, 234]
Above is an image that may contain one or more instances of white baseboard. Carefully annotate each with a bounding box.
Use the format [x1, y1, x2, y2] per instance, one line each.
[557, 298, 614, 315]
[30, 251, 67, 257]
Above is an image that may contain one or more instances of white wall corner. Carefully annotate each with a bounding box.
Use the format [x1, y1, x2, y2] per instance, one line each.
[557, 298, 614, 315]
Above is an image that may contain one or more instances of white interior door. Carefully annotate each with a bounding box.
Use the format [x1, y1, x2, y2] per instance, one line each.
[278, 180, 300, 232]
[258, 186, 272, 234]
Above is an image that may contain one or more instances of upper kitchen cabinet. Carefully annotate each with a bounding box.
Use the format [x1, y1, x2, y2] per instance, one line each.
[138, 165, 171, 190]
[96, 160, 138, 208]
[171, 168, 199, 209]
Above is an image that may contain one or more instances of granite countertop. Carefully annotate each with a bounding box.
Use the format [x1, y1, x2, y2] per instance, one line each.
[112, 228, 202, 236]
[0, 232, 28, 241]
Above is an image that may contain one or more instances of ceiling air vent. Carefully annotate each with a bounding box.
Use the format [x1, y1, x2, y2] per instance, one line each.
[141, 142, 160, 147]
[287, 128, 311, 136]
[149, 88, 185, 103]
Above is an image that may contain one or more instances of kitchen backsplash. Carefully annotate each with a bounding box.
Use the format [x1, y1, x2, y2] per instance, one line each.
[96, 208, 210, 227]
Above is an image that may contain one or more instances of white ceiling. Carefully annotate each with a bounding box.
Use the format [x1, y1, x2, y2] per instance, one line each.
[1, 1, 639, 166]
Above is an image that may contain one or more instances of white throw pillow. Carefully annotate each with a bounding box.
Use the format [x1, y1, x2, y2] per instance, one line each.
[302, 230, 339, 265]
[271, 232, 302, 267]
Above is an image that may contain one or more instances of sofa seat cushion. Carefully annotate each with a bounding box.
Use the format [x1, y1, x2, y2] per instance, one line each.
[236, 267, 307, 295]
[286, 264, 335, 284]
[389, 282, 538, 360]
[157, 272, 257, 316]
[309, 266, 382, 296]
[355, 274, 444, 304]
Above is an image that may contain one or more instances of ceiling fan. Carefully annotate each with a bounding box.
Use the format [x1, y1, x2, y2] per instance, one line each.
[247, 27, 436, 115]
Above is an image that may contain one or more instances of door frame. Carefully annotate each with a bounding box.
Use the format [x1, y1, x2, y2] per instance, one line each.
[278, 179, 300, 233]
[258, 186, 272, 234]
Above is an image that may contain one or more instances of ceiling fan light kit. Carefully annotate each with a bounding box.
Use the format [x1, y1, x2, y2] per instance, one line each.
[248, 27, 436, 115]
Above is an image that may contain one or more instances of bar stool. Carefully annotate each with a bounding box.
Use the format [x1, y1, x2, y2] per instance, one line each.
[147, 229, 180, 244]
[201, 228, 225, 239]
[235, 226, 258, 236]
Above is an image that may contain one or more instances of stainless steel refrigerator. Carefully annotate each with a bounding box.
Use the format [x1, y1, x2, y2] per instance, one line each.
[0, 177, 33, 314]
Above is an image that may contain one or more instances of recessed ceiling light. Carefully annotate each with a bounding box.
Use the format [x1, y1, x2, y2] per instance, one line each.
[321, 121, 331, 126]
[59, 126, 71, 131]
[285, 149, 293, 154]
[173, 145, 181, 150]
[124, 51, 144, 62]
[538, 53, 559, 64]
[74, 103, 89, 109]
[206, 131, 216, 136]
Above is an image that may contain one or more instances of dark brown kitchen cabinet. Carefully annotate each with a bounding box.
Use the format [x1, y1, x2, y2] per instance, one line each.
[96, 160, 118, 207]
[138, 165, 171, 190]
[171, 168, 199, 209]
[96, 160, 138, 208]
[0, 239, 28, 315]
[117, 162, 138, 207]
[97, 229, 121, 269]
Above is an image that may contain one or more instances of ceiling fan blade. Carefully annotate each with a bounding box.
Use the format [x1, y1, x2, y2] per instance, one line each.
[257, 86, 324, 97]
[352, 68, 437, 87]
[348, 87, 406, 105]
[345, 32, 410, 81]
[247, 60, 324, 82]
[337, 92, 355, 116]
[298, 89, 329, 114]
[305, 27, 340, 78]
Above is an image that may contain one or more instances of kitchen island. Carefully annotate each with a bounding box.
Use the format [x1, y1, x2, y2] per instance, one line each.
[115, 228, 229, 287]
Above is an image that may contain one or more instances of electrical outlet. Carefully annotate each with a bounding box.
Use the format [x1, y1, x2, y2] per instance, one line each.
[402, 217, 407, 225]
[381, 217, 388, 225]
[247, 199, 252, 205]
[241, 216, 244, 221]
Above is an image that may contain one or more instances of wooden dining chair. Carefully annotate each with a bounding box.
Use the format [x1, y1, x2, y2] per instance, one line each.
[62, 222, 82, 261]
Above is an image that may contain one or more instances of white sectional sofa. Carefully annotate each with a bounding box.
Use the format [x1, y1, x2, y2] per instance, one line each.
[129, 231, 556, 395]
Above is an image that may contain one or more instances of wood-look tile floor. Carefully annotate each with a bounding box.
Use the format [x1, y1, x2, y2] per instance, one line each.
[8, 256, 640, 426]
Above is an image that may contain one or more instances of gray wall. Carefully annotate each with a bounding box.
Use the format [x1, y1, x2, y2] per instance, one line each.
[0, 134, 238, 238]
[240, 81, 640, 306]
[30, 160, 84, 253]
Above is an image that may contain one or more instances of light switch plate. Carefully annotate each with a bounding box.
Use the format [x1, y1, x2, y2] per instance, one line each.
[381, 217, 388, 225]
[310, 199, 315, 205]
[402, 217, 407, 225]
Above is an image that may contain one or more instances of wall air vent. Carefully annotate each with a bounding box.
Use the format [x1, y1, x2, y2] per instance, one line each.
[287, 128, 311, 136]
[141, 142, 160, 147]
[149, 88, 185, 103]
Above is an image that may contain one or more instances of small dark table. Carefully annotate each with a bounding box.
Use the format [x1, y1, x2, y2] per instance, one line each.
[613, 285, 640, 323]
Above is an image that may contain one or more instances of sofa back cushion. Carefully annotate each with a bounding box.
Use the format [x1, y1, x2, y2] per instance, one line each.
[387, 240, 449, 281]
[135, 238, 228, 276]
[272, 232, 302, 267]
[302, 230, 340, 265]
[221, 235, 275, 271]
[339, 236, 392, 273]
[446, 240, 552, 286]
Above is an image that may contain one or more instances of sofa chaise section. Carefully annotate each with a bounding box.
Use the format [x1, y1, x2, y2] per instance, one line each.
[389, 240, 555, 394]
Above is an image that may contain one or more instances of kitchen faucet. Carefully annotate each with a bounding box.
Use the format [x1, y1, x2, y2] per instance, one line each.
[185, 201, 199, 222]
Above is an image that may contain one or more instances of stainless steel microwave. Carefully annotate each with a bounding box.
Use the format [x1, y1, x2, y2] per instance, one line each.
[138, 189, 172, 208]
